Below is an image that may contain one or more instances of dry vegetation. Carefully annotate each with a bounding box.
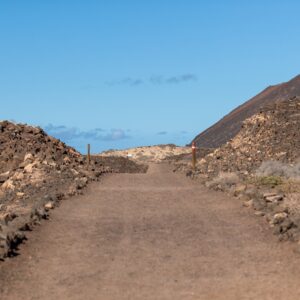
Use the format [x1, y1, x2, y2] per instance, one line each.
[173, 98, 300, 242]
[256, 161, 300, 179]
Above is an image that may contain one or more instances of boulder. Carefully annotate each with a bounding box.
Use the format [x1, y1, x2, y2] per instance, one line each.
[265, 194, 284, 203]
[0, 171, 10, 183]
[272, 212, 288, 225]
[1, 179, 15, 191]
[24, 163, 35, 174]
[233, 184, 247, 196]
[44, 202, 54, 210]
[24, 153, 34, 162]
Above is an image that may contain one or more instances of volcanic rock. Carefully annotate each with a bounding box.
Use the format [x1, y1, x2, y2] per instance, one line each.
[195, 98, 300, 177]
[0, 120, 147, 259]
[191, 74, 300, 148]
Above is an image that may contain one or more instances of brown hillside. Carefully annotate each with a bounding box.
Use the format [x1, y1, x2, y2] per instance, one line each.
[196, 97, 300, 177]
[0, 121, 146, 259]
[192, 74, 300, 148]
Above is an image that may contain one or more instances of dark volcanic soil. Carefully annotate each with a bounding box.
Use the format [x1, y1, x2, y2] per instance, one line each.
[1, 164, 300, 300]
[192, 74, 300, 148]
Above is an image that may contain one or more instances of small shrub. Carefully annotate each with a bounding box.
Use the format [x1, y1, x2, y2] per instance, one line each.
[206, 172, 240, 191]
[256, 161, 300, 179]
[254, 175, 283, 187]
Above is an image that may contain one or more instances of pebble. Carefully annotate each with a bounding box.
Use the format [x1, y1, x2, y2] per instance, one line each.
[254, 211, 265, 217]
[44, 202, 54, 210]
[272, 212, 288, 224]
[243, 199, 254, 207]
[265, 195, 284, 203]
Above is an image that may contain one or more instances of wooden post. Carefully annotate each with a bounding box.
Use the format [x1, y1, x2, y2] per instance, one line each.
[87, 144, 91, 166]
[192, 142, 196, 171]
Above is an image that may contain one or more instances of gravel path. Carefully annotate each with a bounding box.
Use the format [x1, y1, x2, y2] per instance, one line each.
[1, 164, 300, 300]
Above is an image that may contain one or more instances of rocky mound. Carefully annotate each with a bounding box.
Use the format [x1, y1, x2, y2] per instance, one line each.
[177, 97, 300, 244]
[196, 97, 300, 177]
[93, 156, 148, 173]
[0, 121, 146, 259]
[191, 74, 300, 148]
[100, 144, 192, 163]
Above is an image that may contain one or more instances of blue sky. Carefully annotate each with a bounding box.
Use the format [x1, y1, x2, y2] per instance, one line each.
[1, 1, 300, 153]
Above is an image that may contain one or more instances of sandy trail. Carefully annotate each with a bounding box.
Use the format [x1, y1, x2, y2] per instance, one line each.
[1, 164, 300, 300]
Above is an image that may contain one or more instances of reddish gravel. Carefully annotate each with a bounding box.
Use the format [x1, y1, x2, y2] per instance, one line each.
[1, 164, 300, 299]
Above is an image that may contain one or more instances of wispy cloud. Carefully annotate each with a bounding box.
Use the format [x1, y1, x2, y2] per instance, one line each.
[102, 129, 129, 141]
[165, 74, 197, 84]
[43, 124, 130, 142]
[106, 73, 197, 87]
[157, 131, 168, 135]
[106, 77, 144, 86]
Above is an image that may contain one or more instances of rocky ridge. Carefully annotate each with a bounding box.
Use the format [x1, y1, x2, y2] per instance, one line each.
[195, 97, 300, 177]
[174, 97, 300, 243]
[100, 144, 192, 163]
[192, 74, 300, 148]
[0, 121, 146, 259]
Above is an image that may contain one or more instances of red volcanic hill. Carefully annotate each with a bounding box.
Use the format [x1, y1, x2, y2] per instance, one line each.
[191, 74, 300, 148]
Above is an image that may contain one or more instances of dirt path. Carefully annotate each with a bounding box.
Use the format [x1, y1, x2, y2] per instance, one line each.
[1, 164, 300, 300]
